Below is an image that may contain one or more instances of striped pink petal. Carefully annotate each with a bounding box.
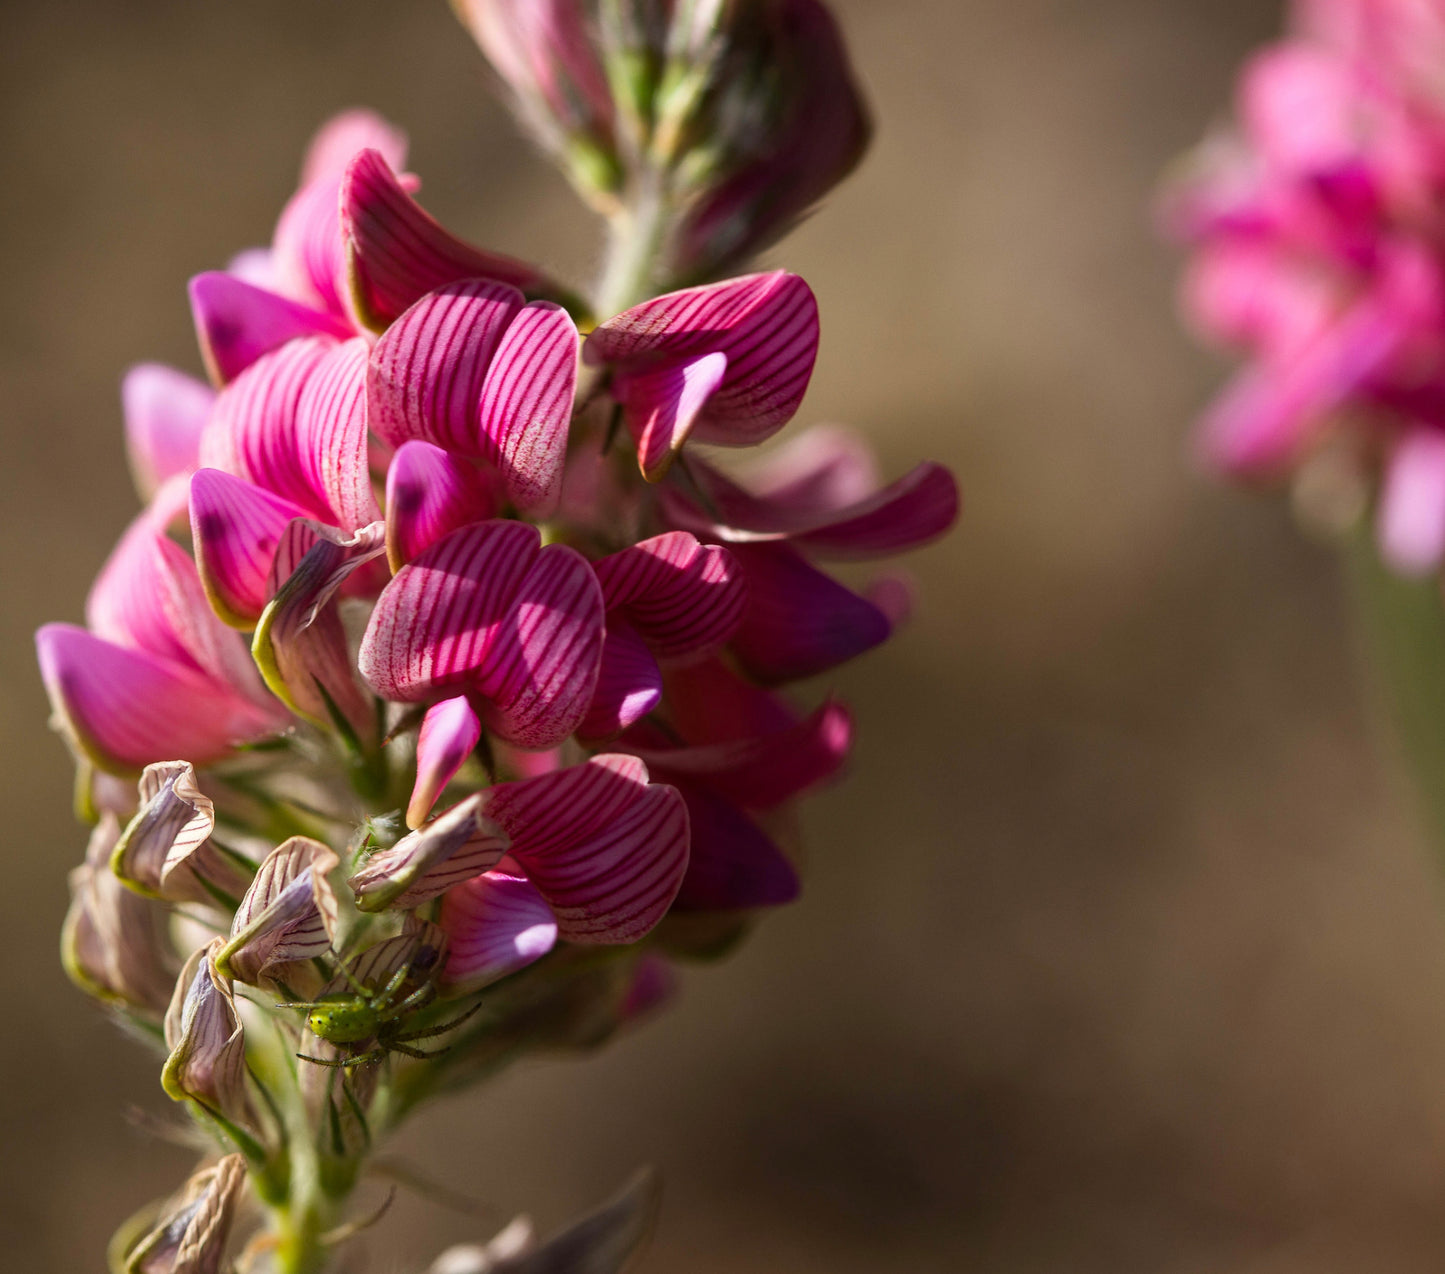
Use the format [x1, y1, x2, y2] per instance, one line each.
[367, 280, 524, 453]
[188, 272, 350, 385]
[122, 363, 214, 499]
[384, 440, 497, 571]
[672, 782, 800, 911]
[1378, 428, 1445, 576]
[477, 300, 579, 513]
[219, 837, 340, 985]
[271, 176, 348, 317]
[618, 351, 728, 481]
[728, 542, 892, 684]
[341, 149, 555, 331]
[350, 793, 509, 911]
[36, 624, 281, 773]
[408, 695, 483, 828]
[358, 520, 605, 749]
[301, 108, 408, 185]
[291, 337, 381, 529]
[593, 532, 747, 661]
[578, 620, 662, 741]
[586, 271, 819, 448]
[190, 469, 310, 627]
[484, 754, 689, 943]
[440, 863, 558, 990]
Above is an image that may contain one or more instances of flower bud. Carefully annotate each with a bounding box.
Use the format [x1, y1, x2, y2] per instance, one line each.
[162, 940, 258, 1137]
[119, 1154, 246, 1274]
[349, 793, 509, 911]
[216, 837, 340, 987]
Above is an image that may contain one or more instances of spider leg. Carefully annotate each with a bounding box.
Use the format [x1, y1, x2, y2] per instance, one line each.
[391, 1000, 485, 1044]
[297, 1049, 386, 1069]
[274, 1001, 324, 1010]
[388, 1041, 451, 1061]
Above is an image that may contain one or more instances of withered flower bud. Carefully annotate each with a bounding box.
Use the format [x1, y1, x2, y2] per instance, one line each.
[162, 940, 257, 1136]
[121, 1154, 246, 1274]
[349, 793, 509, 912]
[216, 837, 340, 986]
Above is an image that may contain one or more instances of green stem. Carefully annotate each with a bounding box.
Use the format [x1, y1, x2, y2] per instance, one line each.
[594, 176, 674, 318]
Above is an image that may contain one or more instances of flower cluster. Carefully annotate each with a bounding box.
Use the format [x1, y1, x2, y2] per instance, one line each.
[40, 3, 956, 1270]
[1164, 0, 1445, 574]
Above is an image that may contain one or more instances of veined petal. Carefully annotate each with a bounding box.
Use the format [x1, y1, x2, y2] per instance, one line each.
[162, 939, 256, 1132]
[408, 695, 483, 828]
[384, 440, 497, 571]
[728, 542, 893, 683]
[440, 864, 557, 990]
[578, 621, 662, 741]
[292, 336, 380, 529]
[190, 469, 310, 627]
[367, 279, 523, 453]
[350, 793, 509, 911]
[124, 1154, 247, 1274]
[485, 754, 690, 943]
[477, 300, 580, 512]
[302, 108, 408, 185]
[189, 271, 350, 385]
[341, 149, 556, 331]
[218, 837, 340, 985]
[619, 351, 728, 481]
[122, 363, 214, 499]
[37, 624, 282, 773]
[359, 520, 604, 749]
[1379, 428, 1445, 576]
[672, 783, 800, 911]
[593, 532, 747, 661]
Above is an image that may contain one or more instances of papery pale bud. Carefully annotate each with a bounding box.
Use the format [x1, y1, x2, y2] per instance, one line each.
[121, 1154, 246, 1274]
[162, 940, 257, 1136]
[350, 793, 510, 911]
[216, 837, 340, 986]
[62, 814, 179, 1016]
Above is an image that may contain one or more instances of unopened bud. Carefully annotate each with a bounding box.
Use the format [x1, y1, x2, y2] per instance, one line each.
[162, 940, 258, 1138]
[120, 1154, 246, 1274]
[349, 793, 509, 911]
[216, 837, 340, 986]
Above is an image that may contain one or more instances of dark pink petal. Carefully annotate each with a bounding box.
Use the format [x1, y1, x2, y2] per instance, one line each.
[593, 532, 747, 661]
[384, 440, 497, 571]
[485, 754, 689, 943]
[578, 621, 662, 741]
[358, 520, 604, 749]
[661, 657, 797, 745]
[188, 272, 350, 385]
[477, 300, 579, 513]
[190, 469, 309, 627]
[367, 279, 523, 453]
[291, 337, 380, 529]
[1379, 429, 1445, 576]
[122, 363, 214, 499]
[409, 695, 483, 828]
[727, 542, 892, 683]
[341, 149, 555, 331]
[441, 863, 558, 990]
[620, 953, 676, 1021]
[672, 783, 800, 911]
[618, 351, 728, 481]
[301, 108, 408, 184]
[36, 624, 281, 773]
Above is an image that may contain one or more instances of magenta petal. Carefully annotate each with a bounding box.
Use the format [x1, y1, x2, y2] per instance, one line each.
[441, 865, 557, 989]
[367, 280, 524, 453]
[302, 109, 408, 185]
[485, 755, 689, 943]
[37, 624, 281, 772]
[384, 440, 497, 571]
[292, 337, 380, 529]
[341, 149, 554, 330]
[578, 621, 663, 741]
[188, 272, 350, 385]
[594, 532, 747, 661]
[271, 176, 349, 318]
[190, 469, 310, 627]
[478, 300, 579, 513]
[728, 542, 892, 683]
[1379, 429, 1445, 576]
[359, 520, 604, 749]
[672, 783, 800, 911]
[122, 364, 214, 499]
[408, 695, 483, 828]
[618, 351, 728, 481]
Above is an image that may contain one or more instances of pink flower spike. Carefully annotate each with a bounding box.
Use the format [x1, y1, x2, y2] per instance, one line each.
[441, 862, 558, 991]
[578, 621, 663, 741]
[484, 754, 689, 943]
[122, 364, 214, 499]
[358, 520, 605, 749]
[188, 271, 350, 386]
[341, 149, 558, 331]
[594, 532, 748, 661]
[409, 696, 483, 829]
[1378, 429, 1445, 576]
[301, 108, 408, 186]
[36, 624, 281, 773]
[384, 440, 497, 572]
[190, 469, 310, 627]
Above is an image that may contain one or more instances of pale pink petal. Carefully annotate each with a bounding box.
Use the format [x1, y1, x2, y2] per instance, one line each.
[384, 440, 497, 571]
[367, 279, 524, 453]
[409, 695, 483, 828]
[37, 624, 281, 773]
[672, 782, 800, 911]
[302, 108, 408, 185]
[732, 423, 880, 510]
[477, 300, 579, 513]
[341, 149, 555, 330]
[578, 621, 662, 741]
[190, 468, 310, 627]
[593, 532, 747, 660]
[349, 793, 509, 911]
[441, 864, 558, 990]
[188, 272, 349, 385]
[122, 364, 214, 499]
[228, 247, 279, 289]
[1241, 44, 1360, 174]
[219, 838, 339, 985]
[618, 351, 728, 481]
[1378, 429, 1445, 575]
[271, 176, 348, 317]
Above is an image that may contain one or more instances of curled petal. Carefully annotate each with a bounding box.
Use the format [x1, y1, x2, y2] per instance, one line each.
[218, 838, 340, 985]
[408, 695, 483, 828]
[123, 1153, 246, 1274]
[162, 939, 256, 1133]
[190, 469, 310, 628]
[441, 864, 557, 991]
[1378, 428, 1445, 576]
[123, 363, 214, 499]
[350, 792, 510, 911]
[578, 621, 662, 741]
[385, 440, 497, 571]
[189, 271, 350, 385]
[37, 624, 282, 773]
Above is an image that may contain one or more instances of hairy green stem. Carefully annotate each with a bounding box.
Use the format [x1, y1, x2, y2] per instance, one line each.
[594, 175, 674, 319]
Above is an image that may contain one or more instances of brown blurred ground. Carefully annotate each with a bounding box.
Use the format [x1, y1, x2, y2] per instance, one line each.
[8, 1, 1445, 1270]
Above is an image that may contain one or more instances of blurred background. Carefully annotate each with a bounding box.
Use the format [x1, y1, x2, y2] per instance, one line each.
[8, 1, 1445, 1270]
